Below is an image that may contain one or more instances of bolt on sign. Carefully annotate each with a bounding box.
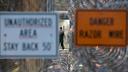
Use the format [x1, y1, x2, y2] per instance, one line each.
[0, 12, 58, 58]
[75, 10, 127, 47]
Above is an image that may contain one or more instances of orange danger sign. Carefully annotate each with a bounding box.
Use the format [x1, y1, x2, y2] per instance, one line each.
[75, 10, 127, 47]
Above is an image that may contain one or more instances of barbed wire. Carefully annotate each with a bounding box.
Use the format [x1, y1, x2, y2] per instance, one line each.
[68, 0, 128, 72]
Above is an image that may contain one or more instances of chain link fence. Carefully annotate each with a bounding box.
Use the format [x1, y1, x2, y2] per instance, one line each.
[68, 0, 128, 72]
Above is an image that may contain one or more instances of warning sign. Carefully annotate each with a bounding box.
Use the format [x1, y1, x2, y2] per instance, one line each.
[75, 10, 127, 47]
[0, 12, 58, 58]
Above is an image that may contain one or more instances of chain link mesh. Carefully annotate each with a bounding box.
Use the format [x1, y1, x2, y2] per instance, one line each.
[68, 0, 128, 72]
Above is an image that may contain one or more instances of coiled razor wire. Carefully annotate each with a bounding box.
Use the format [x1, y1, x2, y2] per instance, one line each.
[68, 0, 128, 72]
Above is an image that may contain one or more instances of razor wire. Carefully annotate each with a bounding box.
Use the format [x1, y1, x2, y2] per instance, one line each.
[68, 0, 128, 72]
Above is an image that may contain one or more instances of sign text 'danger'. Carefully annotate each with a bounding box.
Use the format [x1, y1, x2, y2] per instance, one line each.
[75, 10, 127, 47]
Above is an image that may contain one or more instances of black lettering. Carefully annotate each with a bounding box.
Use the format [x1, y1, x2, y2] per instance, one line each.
[90, 18, 97, 24]
[5, 19, 12, 27]
[3, 42, 18, 51]
[4, 18, 52, 27]
[79, 30, 101, 38]
[109, 30, 123, 38]
[33, 30, 37, 36]
[90, 17, 114, 25]
[20, 29, 37, 38]
[22, 42, 38, 51]
[42, 42, 51, 51]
